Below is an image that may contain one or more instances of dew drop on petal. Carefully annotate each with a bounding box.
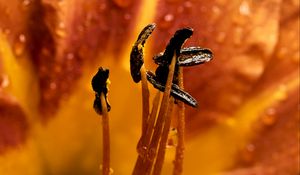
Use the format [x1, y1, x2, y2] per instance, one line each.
[49, 82, 57, 90]
[4, 29, 10, 35]
[19, 34, 26, 43]
[124, 13, 131, 20]
[241, 143, 255, 164]
[23, 0, 31, 6]
[184, 1, 192, 8]
[0, 74, 9, 89]
[239, 1, 251, 16]
[212, 5, 221, 20]
[56, 28, 66, 38]
[274, 85, 287, 101]
[66, 53, 74, 60]
[246, 144, 255, 152]
[14, 34, 26, 56]
[216, 32, 226, 43]
[99, 3, 107, 11]
[164, 14, 174, 22]
[262, 114, 276, 126]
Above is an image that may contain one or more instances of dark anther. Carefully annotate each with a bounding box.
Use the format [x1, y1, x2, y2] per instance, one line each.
[146, 71, 198, 107]
[154, 28, 193, 85]
[130, 23, 156, 83]
[159, 28, 193, 66]
[153, 47, 213, 66]
[92, 67, 111, 114]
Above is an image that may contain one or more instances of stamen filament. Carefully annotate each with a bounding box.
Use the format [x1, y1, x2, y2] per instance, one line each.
[100, 93, 110, 175]
[133, 91, 161, 175]
[152, 98, 175, 175]
[140, 65, 150, 138]
[173, 67, 185, 175]
[143, 52, 177, 174]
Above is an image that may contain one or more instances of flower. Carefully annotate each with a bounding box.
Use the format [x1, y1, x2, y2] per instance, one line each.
[0, 0, 299, 174]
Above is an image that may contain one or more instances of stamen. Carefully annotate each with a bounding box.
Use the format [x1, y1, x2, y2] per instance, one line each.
[153, 97, 175, 175]
[143, 52, 177, 174]
[140, 65, 150, 139]
[133, 91, 161, 175]
[173, 67, 185, 175]
[100, 92, 110, 175]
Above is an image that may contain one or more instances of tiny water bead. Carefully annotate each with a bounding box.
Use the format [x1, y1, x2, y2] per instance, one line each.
[13, 34, 26, 56]
[164, 14, 174, 22]
[239, 1, 251, 16]
[22, 0, 31, 6]
[0, 74, 9, 89]
[99, 165, 114, 175]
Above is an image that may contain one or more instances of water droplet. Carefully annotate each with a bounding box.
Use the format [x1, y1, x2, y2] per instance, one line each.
[19, 34, 26, 43]
[99, 3, 107, 11]
[14, 34, 26, 56]
[0, 74, 9, 89]
[241, 143, 255, 164]
[58, 0, 65, 7]
[77, 25, 84, 32]
[216, 32, 226, 43]
[167, 139, 176, 148]
[23, 0, 31, 6]
[136, 139, 148, 157]
[177, 6, 184, 13]
[49, 82, 57, 90]
[99, 165, 114, 174]
[246, 144, 255, 152]
[56, 25, 66, 38]
[58, 22, 65, 29]
[239, 1, 251, 16]
[124, 13, 131, 20]
[66, 53, 74, 60]
[266, 108, 276, 116]
[262, 114, 276, 126]
[164, 14, 174, 22]
[184, 1, 192, 8]
[160, 13, 175, 29]
[4, 29, 10, 35]
[212, 5, 221, 16]
[167, 128, 178, 148]
[274, 85, 287, 101]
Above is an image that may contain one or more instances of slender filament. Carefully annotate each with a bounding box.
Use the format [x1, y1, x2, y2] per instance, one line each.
[100, 93, 110, 175]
